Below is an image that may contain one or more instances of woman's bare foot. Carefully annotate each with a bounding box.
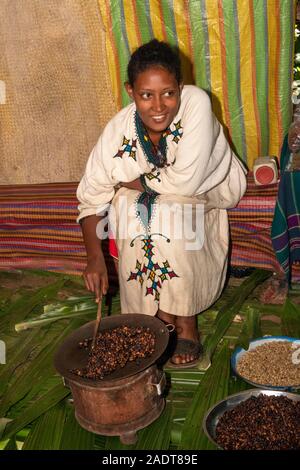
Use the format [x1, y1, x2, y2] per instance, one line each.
[171, 316, 200, 365]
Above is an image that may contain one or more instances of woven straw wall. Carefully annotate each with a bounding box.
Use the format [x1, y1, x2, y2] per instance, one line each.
[0, 0, 116, 184]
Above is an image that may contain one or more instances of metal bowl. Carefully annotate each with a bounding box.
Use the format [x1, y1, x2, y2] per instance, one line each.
[231, 336, 300, 391]
[203, 388, 300, 449]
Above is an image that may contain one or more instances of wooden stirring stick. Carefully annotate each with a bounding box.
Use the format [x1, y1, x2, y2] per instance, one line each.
[91, 295, 102, 350]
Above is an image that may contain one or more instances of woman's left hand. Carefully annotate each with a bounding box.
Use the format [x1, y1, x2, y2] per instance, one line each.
[117, 178, 144, 192]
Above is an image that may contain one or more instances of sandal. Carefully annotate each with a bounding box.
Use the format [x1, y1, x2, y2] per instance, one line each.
[165, 338, 203, 369]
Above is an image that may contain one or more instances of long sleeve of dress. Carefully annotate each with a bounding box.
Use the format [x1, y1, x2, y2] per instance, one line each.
[203, 155, 247, 209]
[76, 123, 117, 222]
[144, 87, 243, 198]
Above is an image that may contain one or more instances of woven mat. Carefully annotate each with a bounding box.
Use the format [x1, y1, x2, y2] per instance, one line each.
[0, 0, 116, 184]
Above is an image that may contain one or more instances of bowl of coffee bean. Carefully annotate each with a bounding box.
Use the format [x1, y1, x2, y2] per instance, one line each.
[231, 336, 300, 391]
[203, 389, 300, 450]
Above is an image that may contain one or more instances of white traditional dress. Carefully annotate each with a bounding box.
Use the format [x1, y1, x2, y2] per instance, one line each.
[77, 85, 247, 316]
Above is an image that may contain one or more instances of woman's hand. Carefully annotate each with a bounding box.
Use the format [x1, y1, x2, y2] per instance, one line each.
[83, 252, 108, 302]
[116, 178, 144, 192]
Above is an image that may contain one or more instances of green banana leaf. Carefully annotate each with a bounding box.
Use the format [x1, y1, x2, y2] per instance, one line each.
[22, 401, 67, 450]
[0, 318, 82, 417]
[1, 383, 69, 441]
[179, 341, 230, 449]
[59, 406, 95, 450]
[200, 269, 271, 369]
[281, 297, 300, 337]
[235, 305, 262, 351]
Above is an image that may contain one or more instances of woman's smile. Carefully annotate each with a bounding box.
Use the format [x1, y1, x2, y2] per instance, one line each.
[125, 66, 182, 143]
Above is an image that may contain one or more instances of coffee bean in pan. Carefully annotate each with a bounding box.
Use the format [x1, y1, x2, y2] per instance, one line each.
[215, 394, 300, 450]
[71, 325, 155, 379]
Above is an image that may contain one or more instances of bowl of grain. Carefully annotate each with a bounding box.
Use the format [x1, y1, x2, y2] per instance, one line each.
[203, 389, 300, 450]
[231, 336, 300, 391]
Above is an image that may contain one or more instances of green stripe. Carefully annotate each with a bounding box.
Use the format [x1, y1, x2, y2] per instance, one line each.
[136, 0, 152, 44]
[161, 0, 178, 46]
[222, 0, 244, 159]
[161, 1, 177, 45]
[188, 0, 210, 91]
[279, 0, 294, 137]
[111, 1, 131, 107]
[253, 0, 269, 156]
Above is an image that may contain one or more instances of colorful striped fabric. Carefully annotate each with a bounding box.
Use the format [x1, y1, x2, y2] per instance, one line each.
[228, 173, 281, 272]
[99, 0, 294, 168]
[229, 172, 300, 282]
[271, 135, 300, 282]
[0, 184, 115, 278]
[1, 181, 299, 280]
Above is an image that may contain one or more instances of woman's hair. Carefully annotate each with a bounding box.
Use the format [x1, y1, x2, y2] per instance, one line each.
[127, 39, 182, 87]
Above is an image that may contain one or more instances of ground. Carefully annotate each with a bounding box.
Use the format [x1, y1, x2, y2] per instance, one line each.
[0, 268, 299, 450]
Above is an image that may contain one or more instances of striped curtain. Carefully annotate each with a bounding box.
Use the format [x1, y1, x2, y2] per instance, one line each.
[99, 0, 295, 168]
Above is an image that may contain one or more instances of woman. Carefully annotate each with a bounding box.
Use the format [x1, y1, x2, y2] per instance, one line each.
[77, 39, 246, 367]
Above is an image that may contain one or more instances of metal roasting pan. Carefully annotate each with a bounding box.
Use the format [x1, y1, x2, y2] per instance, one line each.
[54, 313, 170, 385]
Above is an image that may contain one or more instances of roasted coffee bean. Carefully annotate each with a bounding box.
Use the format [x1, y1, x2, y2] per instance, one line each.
[215, 394, 300, 450]
[71, 325, 155, 379]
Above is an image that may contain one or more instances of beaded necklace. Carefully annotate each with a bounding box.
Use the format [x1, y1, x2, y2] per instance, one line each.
[135, 112, 169, 168]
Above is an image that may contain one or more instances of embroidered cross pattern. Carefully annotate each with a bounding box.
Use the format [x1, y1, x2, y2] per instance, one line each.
[163, 120, 183, 143]
[127, 237, 179, 301]
[145, 171, 161, 182]
[114, 136, 137, 160]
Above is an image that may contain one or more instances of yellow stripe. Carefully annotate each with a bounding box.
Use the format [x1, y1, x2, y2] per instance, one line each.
[173, 0, 191, 60]
[236, 0, 258, 162]
[149, 0, 165, 40]
[106, 41, 119, 104]
[173, 0, 194, 84]
[267, 0, 280, 156]
[205, 0, 225, 124]
[98, 0, 120, 108]
[123, 0, 140, 52]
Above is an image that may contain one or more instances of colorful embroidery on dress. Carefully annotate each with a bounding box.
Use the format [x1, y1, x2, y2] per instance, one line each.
[113, 136, 137, 160]
[145, 171, 161, 183]
[127, 236, 179, 301]
[163, 120, 183, 143]
[127, 112, 180, 300]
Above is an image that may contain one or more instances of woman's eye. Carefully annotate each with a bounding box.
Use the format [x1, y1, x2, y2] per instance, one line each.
[164, 91, 175, 97]
[141, 92, 151, 99]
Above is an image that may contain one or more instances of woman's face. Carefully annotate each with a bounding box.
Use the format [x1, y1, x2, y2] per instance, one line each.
[125, 66, 182, 143]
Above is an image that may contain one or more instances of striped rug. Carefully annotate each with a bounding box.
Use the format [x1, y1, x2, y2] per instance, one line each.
[99, 0, 294, 168]
[2, 179, 300, 280]
[0, 183, 119, 280]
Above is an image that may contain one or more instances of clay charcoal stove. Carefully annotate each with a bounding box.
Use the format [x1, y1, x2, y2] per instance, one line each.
[71, 325, 155, 379]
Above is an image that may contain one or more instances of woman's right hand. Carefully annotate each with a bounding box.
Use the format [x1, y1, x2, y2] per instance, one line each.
[83, 253, 108, 302]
